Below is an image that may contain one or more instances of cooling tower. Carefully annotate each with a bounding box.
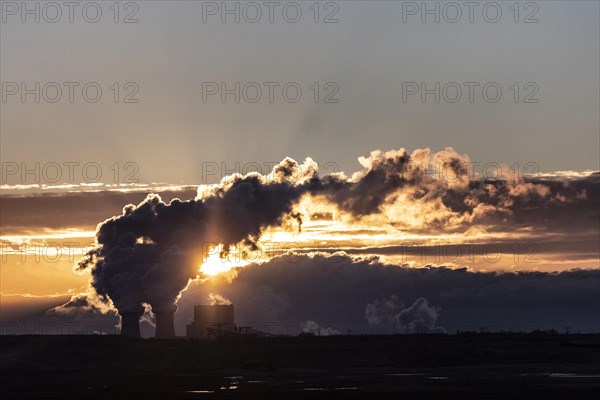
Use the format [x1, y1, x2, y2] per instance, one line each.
[120, 312, 141, 337]
[154, 310, 176, 338]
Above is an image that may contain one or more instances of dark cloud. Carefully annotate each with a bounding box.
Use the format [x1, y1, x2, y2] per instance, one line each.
[0, 189, 197, 235]
[176, 253, 600, 334]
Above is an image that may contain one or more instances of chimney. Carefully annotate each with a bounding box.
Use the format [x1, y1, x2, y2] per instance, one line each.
[120, 312, 141, 337]
[155, 310, 176, 338]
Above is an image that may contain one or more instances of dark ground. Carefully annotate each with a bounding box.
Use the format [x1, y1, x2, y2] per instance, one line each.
[1, 333, 599, 399]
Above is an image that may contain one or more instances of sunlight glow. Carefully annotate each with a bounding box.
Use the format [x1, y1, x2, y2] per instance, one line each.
[199, 244, 250, 276]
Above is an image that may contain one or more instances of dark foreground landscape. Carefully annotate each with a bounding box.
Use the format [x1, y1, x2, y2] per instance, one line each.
[1, 333, 599, 399]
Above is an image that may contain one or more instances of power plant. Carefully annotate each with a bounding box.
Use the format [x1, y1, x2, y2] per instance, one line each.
[119, 312, 142, 337]
[119, 303, 272, 338]
[186, 304, 274, 339]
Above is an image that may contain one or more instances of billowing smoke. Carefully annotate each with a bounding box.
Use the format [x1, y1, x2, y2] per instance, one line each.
[77, 158, 319, 315]
[312, 147, 596, 230]
[77, 147, 597, 318]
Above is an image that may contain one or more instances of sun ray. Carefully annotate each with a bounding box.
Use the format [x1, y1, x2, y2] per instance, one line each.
[199, 244, 250, 276]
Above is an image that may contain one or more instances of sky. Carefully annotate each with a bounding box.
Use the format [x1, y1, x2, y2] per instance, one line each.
[0, 1, 599, 336]
[1, 1, 599, 182]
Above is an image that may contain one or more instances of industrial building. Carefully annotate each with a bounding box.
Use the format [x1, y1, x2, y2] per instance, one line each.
[186, 304, 274, 339]
[186, 304, 235, 339]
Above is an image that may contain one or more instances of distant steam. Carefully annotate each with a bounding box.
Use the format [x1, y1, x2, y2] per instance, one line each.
[301, 320, 340, 336]
[365, 296, 441, 333]
[395, 297, 440, 334]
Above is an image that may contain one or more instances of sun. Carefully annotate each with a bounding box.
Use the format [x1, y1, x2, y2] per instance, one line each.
[199, 244, 250, 276]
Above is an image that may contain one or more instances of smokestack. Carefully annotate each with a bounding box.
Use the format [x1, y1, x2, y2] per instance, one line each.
[154, 311, 176, 338]
[120, 312, 141, 337]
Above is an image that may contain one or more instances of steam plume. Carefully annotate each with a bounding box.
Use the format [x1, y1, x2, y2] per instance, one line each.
[77, 158, 319, 315]
[77, 147, 597, 318]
